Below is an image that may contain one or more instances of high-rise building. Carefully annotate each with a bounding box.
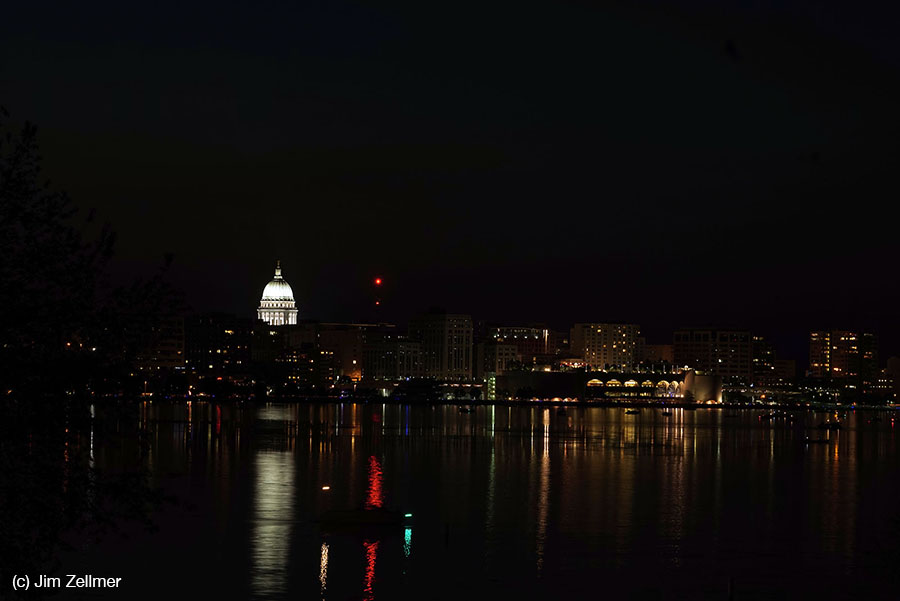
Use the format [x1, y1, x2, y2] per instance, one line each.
[809, 331, 831, 378]
[570, 323, 640, 371]
[673, 329, 752, 385]
[830, 330, 861, 379]
[409, 312, 473, 381]
[257, 260, 298, 326]
[362, 333, 423, 381]
[809, 330, 879, 393]
[860, 333, 879, 392]
[752, 335, 777, 387]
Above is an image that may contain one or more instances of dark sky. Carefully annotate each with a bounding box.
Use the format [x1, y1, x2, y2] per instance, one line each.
[3, 0, 899, 361]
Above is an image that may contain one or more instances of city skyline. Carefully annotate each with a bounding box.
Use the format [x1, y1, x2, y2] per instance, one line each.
[4, 2, 900, 598]
[247, 258, 896, 365]
[3, 0, 899, 363]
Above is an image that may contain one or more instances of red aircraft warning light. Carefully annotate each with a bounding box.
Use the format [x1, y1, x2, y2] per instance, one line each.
[374, 277, 383, 286]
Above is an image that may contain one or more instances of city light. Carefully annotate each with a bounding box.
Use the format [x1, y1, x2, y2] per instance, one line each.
[374, 277, 382, 286]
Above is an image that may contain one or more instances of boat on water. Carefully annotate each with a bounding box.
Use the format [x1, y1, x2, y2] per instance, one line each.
[625, 409, 641, 414]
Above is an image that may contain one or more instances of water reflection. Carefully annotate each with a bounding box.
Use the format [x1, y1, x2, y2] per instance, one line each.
[85, 403, 900, 600]
[250, 450, 295, 598]
[366, 455, 384, 509]
[362, 540, 379, 601]
[319, 542, 329, 597]
[535, 409, 550, 575]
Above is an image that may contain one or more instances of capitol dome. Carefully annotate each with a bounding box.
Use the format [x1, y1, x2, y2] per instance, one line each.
[258, 260, 298, 325]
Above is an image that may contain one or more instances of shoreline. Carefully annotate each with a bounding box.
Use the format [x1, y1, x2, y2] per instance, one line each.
[117, 396, 897, 412]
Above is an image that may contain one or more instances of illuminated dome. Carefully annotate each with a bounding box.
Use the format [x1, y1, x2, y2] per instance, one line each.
[258, 260, 298, 325]
[262, 276, 294, 302]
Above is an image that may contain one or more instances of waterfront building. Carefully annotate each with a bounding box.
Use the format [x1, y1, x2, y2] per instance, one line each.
[475, 341, 519, 380]
[409, 311, 473, 381]
[257, 260, 298, 326]
[494, 370, 693, 401]
[808, 330, 879, 392]
[486, 325, 550, 364]
[673, 328, 752, 385]
[184, 313, 253, 375]
[809, 331, 832, 378]
[319, 323, 396, 382]
[276, 347, 335, 391]
[362, 333, 423, 381]
[752, 335, 777, 387]
[570, 323, 640, 371]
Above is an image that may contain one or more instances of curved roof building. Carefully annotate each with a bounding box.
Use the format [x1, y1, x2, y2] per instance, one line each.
[258, 260, 298, 325]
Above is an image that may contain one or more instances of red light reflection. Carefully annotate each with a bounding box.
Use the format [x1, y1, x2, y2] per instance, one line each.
[366, 455, 383, 509]
[362, 540, 379, 600]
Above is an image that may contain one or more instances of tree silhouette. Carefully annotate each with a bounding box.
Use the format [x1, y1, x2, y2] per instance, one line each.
[0, 109, 176, 597]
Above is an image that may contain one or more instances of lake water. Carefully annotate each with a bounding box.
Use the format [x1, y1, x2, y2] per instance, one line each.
[61, 402, 900, 600]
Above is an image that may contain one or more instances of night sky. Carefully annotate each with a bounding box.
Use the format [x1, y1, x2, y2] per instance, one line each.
[3, 1, 899, 360]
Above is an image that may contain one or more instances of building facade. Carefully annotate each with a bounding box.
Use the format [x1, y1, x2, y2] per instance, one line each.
[409, 312, 473, 381]
[362, 333, 423, 381]
[475, 341, 519, 380]
[486, 326, 550, 362]
[673, 329, 752, 384]
[184, 313, 253, 375]
[570, 323, 640, 371]
[808, 330, 879, 394]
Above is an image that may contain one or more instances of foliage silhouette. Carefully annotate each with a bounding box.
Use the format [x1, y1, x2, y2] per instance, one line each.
[0, 109, 179, 598]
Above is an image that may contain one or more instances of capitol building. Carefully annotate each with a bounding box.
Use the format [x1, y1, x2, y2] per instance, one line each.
[258, 260, 298, 325]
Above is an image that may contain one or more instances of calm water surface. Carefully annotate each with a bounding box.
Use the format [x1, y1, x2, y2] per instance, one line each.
[64, 403, 900, 600]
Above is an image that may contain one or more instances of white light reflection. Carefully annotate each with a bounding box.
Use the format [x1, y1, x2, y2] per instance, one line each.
[319, 542, 329, 597]
[485, 447, 496, 565]
[536, 409, 550, 574]
[250, 451, 295, 598]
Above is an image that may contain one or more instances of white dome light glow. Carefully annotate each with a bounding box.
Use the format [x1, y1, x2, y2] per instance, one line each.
[257, 260, 298, 325]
